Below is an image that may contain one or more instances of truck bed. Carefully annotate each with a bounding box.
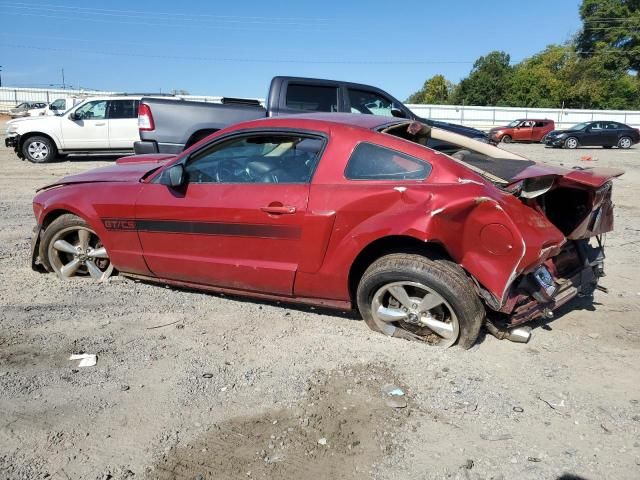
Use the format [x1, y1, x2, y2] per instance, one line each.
[136, 97, 266, 154]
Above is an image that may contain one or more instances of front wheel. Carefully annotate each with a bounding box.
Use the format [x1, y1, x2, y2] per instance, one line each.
[618, 136, 632, 149]
[501, 135, 512, 144]
[564, 137, 579, 149]
[356, 254, 485, 349]
[39, 214, 114, 281]
[22, 135, 57, 163]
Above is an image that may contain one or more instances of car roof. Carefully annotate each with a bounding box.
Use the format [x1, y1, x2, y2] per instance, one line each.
[262, 112, 402, 130]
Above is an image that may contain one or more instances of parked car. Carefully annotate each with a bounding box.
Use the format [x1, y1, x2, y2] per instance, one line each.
[544, 121, 640, 149]
[30, 114, 622, 348]
[5, 96, 141, 163]
[9, 102, 47, 118]
[134, 76, 490, 155]
[489, 119, 555, 143]
[43, 97, 85, 116]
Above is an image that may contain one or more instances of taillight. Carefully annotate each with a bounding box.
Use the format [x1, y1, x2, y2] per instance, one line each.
[138, 103, 155, 131]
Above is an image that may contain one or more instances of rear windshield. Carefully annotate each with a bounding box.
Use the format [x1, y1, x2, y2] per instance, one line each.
[381, 122, 535, 183]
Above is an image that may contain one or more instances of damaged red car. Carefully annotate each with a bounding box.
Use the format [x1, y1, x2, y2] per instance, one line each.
[30, 114, 623, 348]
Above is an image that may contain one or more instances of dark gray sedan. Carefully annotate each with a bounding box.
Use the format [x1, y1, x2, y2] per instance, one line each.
[544, 121, 639, 149]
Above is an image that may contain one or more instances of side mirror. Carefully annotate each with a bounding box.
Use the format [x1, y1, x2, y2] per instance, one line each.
[391, 108, 407, 119]
[71, 111, 82, 121]
[159, 164, 186, 188]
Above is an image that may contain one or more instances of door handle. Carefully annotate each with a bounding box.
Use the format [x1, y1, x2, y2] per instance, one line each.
[95, 122, 106, 126]
[261, 205, 296, 215]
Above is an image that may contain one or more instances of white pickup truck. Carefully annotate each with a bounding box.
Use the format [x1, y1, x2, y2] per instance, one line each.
[5, 96, 141, 163]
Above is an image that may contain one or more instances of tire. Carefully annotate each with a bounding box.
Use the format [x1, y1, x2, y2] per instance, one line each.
[564, 137, 579, 149]
[39, 214, 114, 281]
[356, 253, 485, 349]
[22, 135, 57, 163]
[501, 135, 512, 144]
[618, 136, 632, 149]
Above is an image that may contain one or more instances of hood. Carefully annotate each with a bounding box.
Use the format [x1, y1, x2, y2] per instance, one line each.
[38, 154, 175, 191]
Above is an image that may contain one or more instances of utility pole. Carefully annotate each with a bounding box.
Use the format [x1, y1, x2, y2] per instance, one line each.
[61, 68, 65, 89]
[0, 66, 3, 87]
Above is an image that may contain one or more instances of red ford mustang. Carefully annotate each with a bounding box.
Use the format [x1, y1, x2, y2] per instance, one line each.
[30, 114, 623, 348]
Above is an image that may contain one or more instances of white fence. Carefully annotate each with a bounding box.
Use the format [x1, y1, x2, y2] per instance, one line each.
[0, 87, 224, 113]
[406, 104, 640, 131]
[2, 86, 639, 130]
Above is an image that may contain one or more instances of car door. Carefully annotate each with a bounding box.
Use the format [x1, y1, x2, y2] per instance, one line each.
[60, 100, 109, 149]
[531, 121, 547, 141]
[513, 121, 534, 141]
[134, 131, 325, 295]
[107, 100, 140, 149]
[581, 122, 602, 146]
[602, 122, 620, 146]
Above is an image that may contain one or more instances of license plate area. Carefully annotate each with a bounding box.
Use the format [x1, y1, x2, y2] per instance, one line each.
[533, 266, 557, 298]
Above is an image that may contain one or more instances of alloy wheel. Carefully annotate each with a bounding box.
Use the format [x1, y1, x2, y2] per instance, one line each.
[27, 141, 49, 161]
[370, 281, 460, 347]
[619, 137, 632, 149]
[47, 226, 113, 281]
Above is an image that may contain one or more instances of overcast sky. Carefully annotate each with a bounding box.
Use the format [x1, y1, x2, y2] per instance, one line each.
[0, 0, 582, 99]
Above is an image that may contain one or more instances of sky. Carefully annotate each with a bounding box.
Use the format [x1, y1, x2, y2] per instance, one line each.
[0, 0, 583, 100]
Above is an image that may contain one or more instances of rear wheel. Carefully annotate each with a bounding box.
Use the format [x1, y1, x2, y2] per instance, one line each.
[356, 254, 485, 349]
[39, 214, 114, 281]
[501, 135, 512, 144]
[618, 136, 632, 149]
[564, 137, 579, 149]
[22, 135, 57, 163]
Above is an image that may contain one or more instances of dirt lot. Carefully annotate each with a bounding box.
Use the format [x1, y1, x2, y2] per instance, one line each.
[1, 120, 639, 480]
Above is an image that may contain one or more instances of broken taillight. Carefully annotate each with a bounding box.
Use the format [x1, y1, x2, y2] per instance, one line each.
[138, 103, 155, 131]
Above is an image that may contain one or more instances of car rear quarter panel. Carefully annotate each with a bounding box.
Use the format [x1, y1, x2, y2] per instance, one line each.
[35, 183, 150, 275]
[295, 128, 567, 307]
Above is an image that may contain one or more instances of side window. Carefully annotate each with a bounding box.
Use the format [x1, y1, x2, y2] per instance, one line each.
[345, 142, 431, 181]
[348, 89, 397, 117]
[591, 123, 602, 130]
[184, 134, 324, 184]
[604, 122, 618, 130]
[534, 121, 545, 127]
[74, 100, 107, 120]
[285, 84, 338, 112]
[108, 100, 139, 119]
[51, 99, 66, 110]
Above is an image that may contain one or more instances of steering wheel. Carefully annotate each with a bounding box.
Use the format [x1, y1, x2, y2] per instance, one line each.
[215, 159, 251, 183]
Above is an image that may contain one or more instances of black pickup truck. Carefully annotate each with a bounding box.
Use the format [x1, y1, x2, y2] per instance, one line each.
[134, 76, 490, 154]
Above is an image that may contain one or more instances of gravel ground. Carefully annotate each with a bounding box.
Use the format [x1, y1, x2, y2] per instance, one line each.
[1, 119, 639, 479]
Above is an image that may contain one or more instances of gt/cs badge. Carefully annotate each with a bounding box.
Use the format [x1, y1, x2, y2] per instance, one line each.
[102, 218, 137, 231]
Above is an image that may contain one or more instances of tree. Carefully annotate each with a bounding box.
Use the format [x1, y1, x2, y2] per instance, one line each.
[450, 51, 513, 106]
[405, 74, 453, 104]
[576, 0, 640, 73]
[505, 45, 572, 108]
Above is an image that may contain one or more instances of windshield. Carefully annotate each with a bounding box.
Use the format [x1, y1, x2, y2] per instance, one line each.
[506, 120, 521, 127]
[569, 122, 588, 131]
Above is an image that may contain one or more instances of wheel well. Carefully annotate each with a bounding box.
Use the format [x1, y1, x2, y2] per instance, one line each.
[185, 129, 218, 148]
[19, 132, 58, 151]
[41, 209, 74, 230]
[348, 236, 452, 304]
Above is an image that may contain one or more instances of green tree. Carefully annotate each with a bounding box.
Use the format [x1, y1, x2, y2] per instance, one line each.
[450, 51, 513, 105]
[505, 44, 572, 108]
[405, 74, 453, 104]
[576, 0, 640, 73]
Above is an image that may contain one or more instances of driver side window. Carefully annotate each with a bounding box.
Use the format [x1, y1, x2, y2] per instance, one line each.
[74, 100, 107, 120]
[185, 134, 324, 184]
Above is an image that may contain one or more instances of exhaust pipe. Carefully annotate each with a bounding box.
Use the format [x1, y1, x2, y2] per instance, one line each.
[485, 321, 532, 344]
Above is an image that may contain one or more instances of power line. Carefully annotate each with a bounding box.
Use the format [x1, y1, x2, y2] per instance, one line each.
[0, 2, 344, 27]
[0, 42, 478, 65]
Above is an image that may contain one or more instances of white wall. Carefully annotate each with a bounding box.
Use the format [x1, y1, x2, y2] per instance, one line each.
[406, 104, 640, 131]
[2, 87, 639, 131]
